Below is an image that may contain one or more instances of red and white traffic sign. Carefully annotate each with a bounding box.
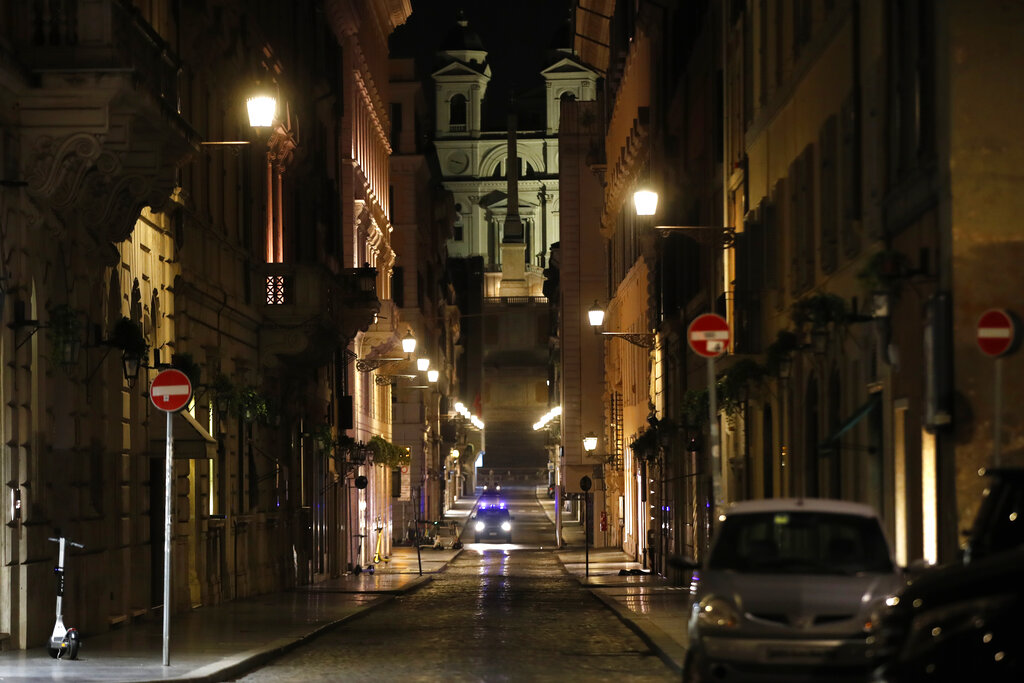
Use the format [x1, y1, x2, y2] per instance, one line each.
[977, 309, 1016, 357]
[688, 313, 731, 358]
[150, 368, 193, 412]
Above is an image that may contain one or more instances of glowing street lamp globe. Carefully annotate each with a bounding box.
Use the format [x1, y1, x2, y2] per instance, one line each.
[246, 94, 277, 128]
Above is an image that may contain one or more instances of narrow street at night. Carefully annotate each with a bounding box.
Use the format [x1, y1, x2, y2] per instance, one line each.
[2, 1, 1023, 682]
[234, 487, 676, 683]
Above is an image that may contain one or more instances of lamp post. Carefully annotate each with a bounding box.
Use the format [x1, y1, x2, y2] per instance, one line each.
[586, 301, 656, 349]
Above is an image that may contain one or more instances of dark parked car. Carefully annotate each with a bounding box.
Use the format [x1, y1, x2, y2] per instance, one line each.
[871, 467, 1024, 682]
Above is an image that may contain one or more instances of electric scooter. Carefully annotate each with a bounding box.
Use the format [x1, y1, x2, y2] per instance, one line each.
[47, 531, 83, 659]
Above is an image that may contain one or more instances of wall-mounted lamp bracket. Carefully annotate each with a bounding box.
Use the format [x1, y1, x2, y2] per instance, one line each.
[600, 332, 656, 349]
[356, 357, 407, 372]
[654, 225, 737, 248]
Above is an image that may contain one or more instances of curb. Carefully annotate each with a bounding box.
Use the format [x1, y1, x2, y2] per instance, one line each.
[132, 575, 436, 683]
[587, 589, 686, 675]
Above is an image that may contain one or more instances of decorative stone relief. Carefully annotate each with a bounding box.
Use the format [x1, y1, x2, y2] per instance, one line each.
[25, 132, 178, 248]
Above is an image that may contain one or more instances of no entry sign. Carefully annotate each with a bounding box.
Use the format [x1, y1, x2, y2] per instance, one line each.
[688, 313, 730, 358]
[977, 309, 1016, 358]
[150, 369, 193, 412]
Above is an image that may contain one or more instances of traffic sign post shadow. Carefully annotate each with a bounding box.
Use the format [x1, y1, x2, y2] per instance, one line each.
[149, 369, 193, 667]
[687, 314, 730, 555]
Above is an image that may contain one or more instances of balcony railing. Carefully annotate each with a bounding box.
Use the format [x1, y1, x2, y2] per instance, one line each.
[261, 263, 378, 323]
[9, 0, 181, 116]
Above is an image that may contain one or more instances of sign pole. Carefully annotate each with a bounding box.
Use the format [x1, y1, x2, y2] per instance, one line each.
[162, 409, 173, 666]
[707, 356, 721, 553]
[580, 476, 592, 577]
[148, 367, 192, 668]
[994, 357, 1003, 467]
[687, 313, 730, 557]
[976, 309, 1018, 468]
[584, 491, 589, 578]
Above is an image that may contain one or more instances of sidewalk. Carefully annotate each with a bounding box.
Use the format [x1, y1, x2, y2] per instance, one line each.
[539, 489, 691, 675]
[0, 496, 476, 683]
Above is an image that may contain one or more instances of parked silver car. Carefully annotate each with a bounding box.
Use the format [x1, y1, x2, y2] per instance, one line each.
[681, 498, 905, 683]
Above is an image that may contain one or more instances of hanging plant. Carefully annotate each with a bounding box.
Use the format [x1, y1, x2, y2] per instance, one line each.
[857, 249, 909, 295]
[765, 330, 799, 376]
[237, 385, 269, 422]
[681, 388, 710, 427]
[368, 434, 410, 469]
[628, 428, 660, 463]
[310, 423, 335, 452]
[45, 303, 83, 368]
[111, 317, 148, 359]
[717, 359, 766, 417]
[170, 352, 202, 389]
[211, 372, 237, 411]
[791, 292, 847, 329]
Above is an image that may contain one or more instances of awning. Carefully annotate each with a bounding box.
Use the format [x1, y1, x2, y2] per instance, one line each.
[149, 410, 217, 460]
[819, 394, 881, 456]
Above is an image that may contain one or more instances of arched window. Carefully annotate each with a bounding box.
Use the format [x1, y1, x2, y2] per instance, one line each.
[449, 94, 467, 129]
[560, 91, 576, 103]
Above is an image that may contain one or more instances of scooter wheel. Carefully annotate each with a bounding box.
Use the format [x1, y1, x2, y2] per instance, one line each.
[66, 629, 81, 659]
[367, 565, 375, 574]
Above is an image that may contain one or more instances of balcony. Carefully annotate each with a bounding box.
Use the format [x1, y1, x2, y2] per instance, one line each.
[259, 264, 380, 368]
[7, 0, 199, 248]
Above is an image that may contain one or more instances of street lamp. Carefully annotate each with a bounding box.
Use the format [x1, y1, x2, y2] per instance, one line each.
[401, 331, 417, 355]
[246, 89, 277, 128]
[582, 433, 598, 453]
[586, 302, 655, 350]
[427, 369, 439, 383]
[416, 357, 430, 372]
[633, 188, 659, 216]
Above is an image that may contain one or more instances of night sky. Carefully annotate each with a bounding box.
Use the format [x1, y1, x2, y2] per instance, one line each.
[390, 0, 572, 129]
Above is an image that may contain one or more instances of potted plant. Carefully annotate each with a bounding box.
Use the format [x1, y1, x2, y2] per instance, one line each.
[717, 359, 767, 417]
[681, 388, 710, 427]
[368, 434, 411, 469]
[237, 385, 268, 422]
[171, 352, 202, 389]
[211, 373, 237, 414]
[765, 330, 800, 378]
[790, 292, 848, 329]
[45, 303, 83, 368]
[857, 249, 909, 295]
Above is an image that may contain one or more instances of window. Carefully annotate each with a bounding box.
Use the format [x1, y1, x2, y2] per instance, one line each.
[449, 94, 467, 130]
[390, 102, 402, 149]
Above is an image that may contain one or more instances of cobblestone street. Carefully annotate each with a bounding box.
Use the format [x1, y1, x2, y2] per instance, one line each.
[234, 547, 676, 682]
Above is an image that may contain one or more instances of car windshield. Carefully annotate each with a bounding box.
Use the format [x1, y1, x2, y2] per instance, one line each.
[708, 511, 894, 575]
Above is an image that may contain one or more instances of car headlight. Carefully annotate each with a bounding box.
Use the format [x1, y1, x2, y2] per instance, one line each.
[697, 596, 741, 629]
[501, 521, 511, 531]
[475, 521, 485, 531]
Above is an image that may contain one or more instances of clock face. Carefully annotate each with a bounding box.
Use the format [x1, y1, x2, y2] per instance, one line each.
[447, 152, 469, 175]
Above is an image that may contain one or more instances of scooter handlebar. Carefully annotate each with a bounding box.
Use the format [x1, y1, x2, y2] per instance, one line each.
[47, 537, 84, 549]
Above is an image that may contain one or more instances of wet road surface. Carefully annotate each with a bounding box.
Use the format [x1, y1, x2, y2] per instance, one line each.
[234, 489, 676, 682]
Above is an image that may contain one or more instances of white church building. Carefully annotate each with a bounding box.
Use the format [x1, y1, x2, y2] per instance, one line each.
[431, 15, 596, 297]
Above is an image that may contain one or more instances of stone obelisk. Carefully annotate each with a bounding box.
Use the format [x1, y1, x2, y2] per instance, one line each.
[499, 105, 529, 297]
